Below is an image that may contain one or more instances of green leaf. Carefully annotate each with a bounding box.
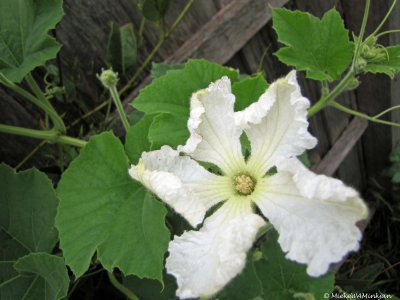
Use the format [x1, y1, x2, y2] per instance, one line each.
[298, 152, 311, 168]
[0, 252, 69, 300]
[232, 74, 269, 111]
[142, 0, 171, 22]
[218, 255, 263, 300]
[364, 46, 400, 78]
[255, 230, 334, 300]
[56, 132, 169, 281]
[0, 0, 63, 82]
[106, 23, 137, 74]
[0, 164, 59, 255]
[273, 8, 353, 81]
[123, 273, 177, 300]
[0, 165, 66, 300]
[132, 60, 238, 149]
[151, 63, 185, 79]
[125, 114, 155, 163]
[149, 114, 189, 150]
[133, 59, 239, 116]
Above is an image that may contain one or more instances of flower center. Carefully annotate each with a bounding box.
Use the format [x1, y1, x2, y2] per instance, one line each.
[234, 174, 256, 196]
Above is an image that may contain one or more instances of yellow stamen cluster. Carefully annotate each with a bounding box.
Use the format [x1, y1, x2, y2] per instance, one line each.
[234, 174, 255, 195]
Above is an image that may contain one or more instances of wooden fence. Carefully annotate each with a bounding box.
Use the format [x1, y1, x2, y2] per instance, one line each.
[1, 0, 398, 192]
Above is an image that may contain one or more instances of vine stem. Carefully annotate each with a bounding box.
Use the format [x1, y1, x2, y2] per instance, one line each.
[330, 101, 400, 127]
[0, 124, 87, 147]
[375, 29, 400, 39]
[308, 69, 356, 117]
[107, 272, 139, 300]
[0, 73, 66, 133]
[15, 140, 47, 170]
[373, 104, 400, 119]
[25, 73, 66, 133]
[370, 0, 399, 37]
[352, 0, 371, 67]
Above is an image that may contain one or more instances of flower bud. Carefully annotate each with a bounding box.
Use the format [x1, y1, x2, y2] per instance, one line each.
[98, 68, 119, 89]
[346, 78, 360, 91]
[355, 57, 367, 71]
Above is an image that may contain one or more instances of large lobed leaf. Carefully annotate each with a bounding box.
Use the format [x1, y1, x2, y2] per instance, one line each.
[0, 164, 59, 254]
[232, 73, 269, 111]
[1, 253, 69, 300]
[273, 8, 353, 81]
[255, 230, 334, 299]
[217, 255, 263, 300]
[0, 164, 69, 300]
[130, 59, 239, 151]
[0, 0, 63, 82]
[125, 114, 155, 164]
[133, 59, 239, 116]
[56, 132, 170, 281]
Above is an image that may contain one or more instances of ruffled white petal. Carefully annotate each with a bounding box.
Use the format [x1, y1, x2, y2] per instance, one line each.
[129, 146, 230, 227]
[253, 158, 368, 277]
[236, 71, 317, 177]
[166, 199, 265, 299]
[178, 77, 245, 175]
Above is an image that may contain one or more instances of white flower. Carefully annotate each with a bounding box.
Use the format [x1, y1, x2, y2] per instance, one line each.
[129, 71, 368, 299]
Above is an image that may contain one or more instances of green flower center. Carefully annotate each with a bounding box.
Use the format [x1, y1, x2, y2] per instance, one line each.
[234, 174, 256, 196]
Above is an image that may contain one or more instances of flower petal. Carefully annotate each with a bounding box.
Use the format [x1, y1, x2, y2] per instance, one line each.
[129, 146, 230, 227]
[178, 76, 245, 175]
[166, 199, 265, 299]
[235, 71, 317, 177]
[253, 158, 368, 277]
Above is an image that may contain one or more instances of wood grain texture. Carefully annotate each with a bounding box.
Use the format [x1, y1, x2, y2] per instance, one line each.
[165, 0, 289, 64]
[110, 0, 289, 135]
[312, 117, 368, 176]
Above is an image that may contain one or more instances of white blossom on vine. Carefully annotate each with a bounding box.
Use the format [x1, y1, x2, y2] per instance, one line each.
[129, 72, 368, 299]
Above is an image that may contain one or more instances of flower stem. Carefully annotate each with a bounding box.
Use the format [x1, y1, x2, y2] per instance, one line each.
[0, 124, 87, 147]
[109, 85, 130, 131]
[107, 272, 139, 300]
[330, 101, 400, 127]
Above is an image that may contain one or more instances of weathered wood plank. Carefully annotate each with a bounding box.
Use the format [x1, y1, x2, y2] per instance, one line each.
[312, 117, 368, 176]
[164, 0, 289, 64]
[341, 0, 392, 183]
[110, 0, 289, 135]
